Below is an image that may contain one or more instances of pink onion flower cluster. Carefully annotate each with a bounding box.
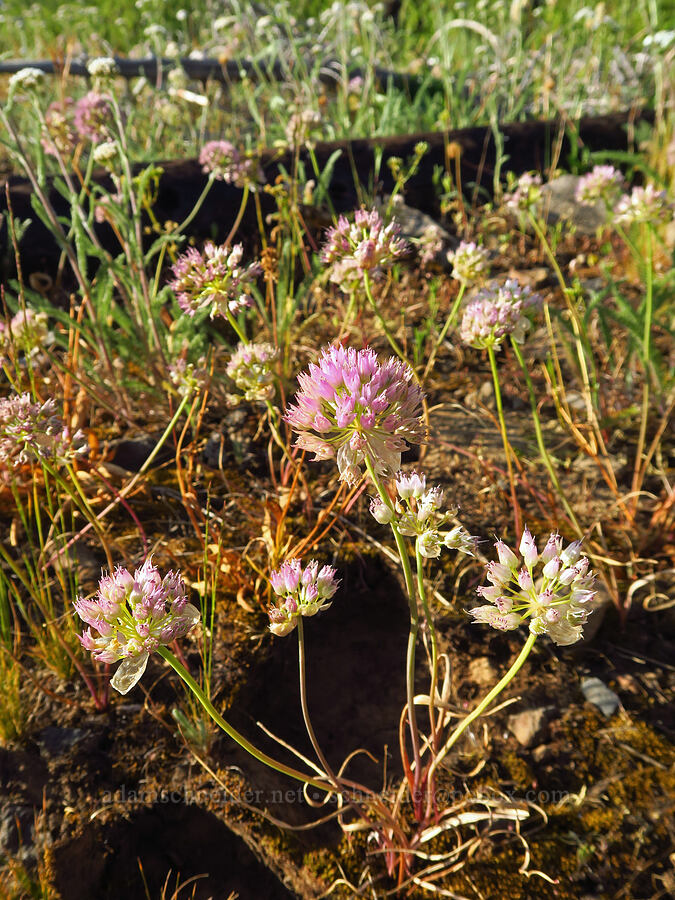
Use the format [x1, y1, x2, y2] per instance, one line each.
[284, 345, 425, 485]
[321, 208, 409, 294]
[73, 91, 113, 144]
[0, 393, 85, 472]
[504, 172, 543, 215]
[226, 341, 278, 403]
[575, 165, 625, 207]
[75, 558, 200, 694]
[447, 240, 490, 285]
[615, 183, 674, 227]
[469, 529, 596, 646]
[267, 559, 339, 637]
[169, 242, 261, 318]
[199, 140, 264, 188]
[460, 280, 541, 350]
[370, 470, 477, 559]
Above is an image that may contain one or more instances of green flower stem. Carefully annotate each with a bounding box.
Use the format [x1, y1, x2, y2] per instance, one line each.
[224, 309, 249, 345]
[509, 337, 582, 537]
[415, 545, 438, 748]
[223, 183, 250, 248]
[631, 225, 654, 508]
[175, 174, 217, 236]
[422, 281, 466, 381]
[297, 618, 338, 786]
[428, 631, 538, 781]
[364, 456, 422, 788]
[486, 344, 522, 536]
[527, 212, 596, 425]
[362, 272, 406, 362]
[158, 647, 333, 793]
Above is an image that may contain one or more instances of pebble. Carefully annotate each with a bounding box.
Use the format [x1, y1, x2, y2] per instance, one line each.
[581, 677, 620, 717]
[507, 706, 555, 747]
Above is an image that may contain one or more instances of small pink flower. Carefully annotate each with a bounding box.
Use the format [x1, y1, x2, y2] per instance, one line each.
[74, 558, 200, 693]
[469, 531, 596, 645]
[460, 280, 541, 349]
[268, 559, 339, 636]
[284, 345, 424, 484]
[73, 91, 113, 144]
[199, 140, 264, 188]
[321, 208, 408, 293]
[169, 241, 261, 318]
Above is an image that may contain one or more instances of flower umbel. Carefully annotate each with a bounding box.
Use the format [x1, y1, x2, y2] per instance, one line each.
[268, 559, 339, 636]
[75, 558, 200, 693]
[469, 529, 596, 645]
[460, 279, 541, 350]
[504, 172, 543, 215]
[447, 241, 489, 285]
[284, 345, 425, 484]
[0, 393, 85, 472]
[73, 91, 113, 144]
[615, 183, 674, 227]
[169, 242, 261, 318]
[321, 208, 408, 293]
[370, 470, 477, 559]
[575, 165, 625, 207]
[226, 342, 278, 403]
[199, 140, 264, 188]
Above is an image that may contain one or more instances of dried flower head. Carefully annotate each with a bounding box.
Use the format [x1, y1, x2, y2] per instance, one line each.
[41, 98, 76, 157]
[0, 393, 85, 472]
[75, 558, 200, 693]
[73, 91, 113, 144]
[169, 241, 261, 318]
[284, 345, 425, 485]
[267, 559, 339, 636]
[469, 528, 596, 645]
[615, 183, 674, 227]
[447, 241, 490, 285]
[504, 172, 543, 214]
[321, 209, 409, 293]
[226, 341, 278, 403]
[285, 109, 321, 146]
[460, 279, 541, 350]
[575, 165, 625, 206]
[198, 140, 264, 188]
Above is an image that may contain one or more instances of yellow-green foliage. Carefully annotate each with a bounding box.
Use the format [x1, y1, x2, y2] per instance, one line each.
[0, 650, 29, 745]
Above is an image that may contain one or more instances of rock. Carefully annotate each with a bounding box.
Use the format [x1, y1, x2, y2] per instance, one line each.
[0, 803, 35, 857]
[581, 677, 620, 717]
[507, 706, 555, 747]
[539, 174, 607, 233]
[36, 726, 86, 758]
[468, 657, 498, 687]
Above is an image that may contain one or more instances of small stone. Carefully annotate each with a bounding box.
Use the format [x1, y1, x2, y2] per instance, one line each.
[468, 657, 498, 687]
[581, 677, 620, 717]
[37, 726, 86, 757]
[531, 743, 555, 763]
[507, 706, 555, 747]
